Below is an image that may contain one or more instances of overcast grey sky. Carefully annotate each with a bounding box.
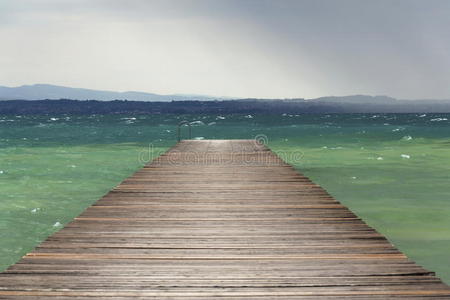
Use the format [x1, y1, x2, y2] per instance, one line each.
[1, 0, 450, 99]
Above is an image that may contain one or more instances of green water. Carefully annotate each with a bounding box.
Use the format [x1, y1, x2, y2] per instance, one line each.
[0, 113, 449, 283]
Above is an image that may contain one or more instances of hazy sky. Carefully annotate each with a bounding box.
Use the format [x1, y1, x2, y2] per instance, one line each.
[1, 0, 450, 99]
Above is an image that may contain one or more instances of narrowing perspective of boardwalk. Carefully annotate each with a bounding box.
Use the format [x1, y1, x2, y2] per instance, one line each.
[0, 139, 449, 299]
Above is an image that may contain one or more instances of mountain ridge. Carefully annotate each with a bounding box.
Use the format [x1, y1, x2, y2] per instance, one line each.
[0, 84, 227, 102]
[1, 84, 450, 107]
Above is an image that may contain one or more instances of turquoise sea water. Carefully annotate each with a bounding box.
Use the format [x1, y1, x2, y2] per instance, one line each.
[0, 113, 449, 283]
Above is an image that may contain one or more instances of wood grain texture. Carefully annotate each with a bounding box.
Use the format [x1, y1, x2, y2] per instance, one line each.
[0, 139, 449, 299]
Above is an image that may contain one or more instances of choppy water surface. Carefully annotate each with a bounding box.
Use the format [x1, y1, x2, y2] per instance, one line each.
[0, 113, 449, 283]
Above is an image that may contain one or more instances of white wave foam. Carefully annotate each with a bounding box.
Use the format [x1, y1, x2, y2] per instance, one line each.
[190, 121, 205, 126]
[401, 135, 413, 141]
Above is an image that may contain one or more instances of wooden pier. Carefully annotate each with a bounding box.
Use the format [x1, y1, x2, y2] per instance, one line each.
[1, 140, 449, 299]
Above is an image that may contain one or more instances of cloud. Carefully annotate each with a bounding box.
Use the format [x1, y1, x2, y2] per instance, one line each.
[1, 0, 450, 99]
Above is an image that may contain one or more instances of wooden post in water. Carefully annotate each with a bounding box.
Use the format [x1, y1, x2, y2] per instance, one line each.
[177, 121, 192, 141]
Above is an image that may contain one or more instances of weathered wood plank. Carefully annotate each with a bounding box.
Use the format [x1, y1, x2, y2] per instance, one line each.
[0, 139, 448, 298]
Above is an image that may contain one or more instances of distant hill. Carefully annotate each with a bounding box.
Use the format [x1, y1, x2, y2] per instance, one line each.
[312, 95, 397, 104]
[2, 98, 450, 114]
[1, 84, 450, 114]
[0, 84, 225, 101]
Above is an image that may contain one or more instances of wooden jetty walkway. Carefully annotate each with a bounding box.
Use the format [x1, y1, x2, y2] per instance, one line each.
[1, 139, 449, 299]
